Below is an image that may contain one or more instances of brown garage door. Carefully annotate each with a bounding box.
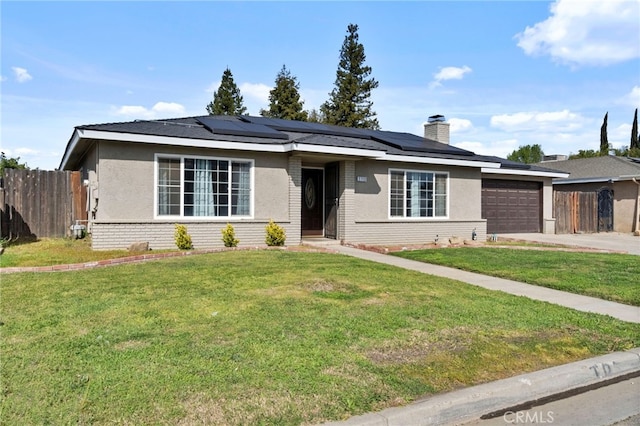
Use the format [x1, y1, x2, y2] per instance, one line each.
[482, 179, 541, 234]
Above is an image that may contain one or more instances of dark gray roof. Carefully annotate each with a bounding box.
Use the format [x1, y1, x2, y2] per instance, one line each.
[536, 156, 640, 182]
[61, 115, 559, 175]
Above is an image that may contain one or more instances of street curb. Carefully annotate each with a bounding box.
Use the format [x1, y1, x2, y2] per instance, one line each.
[321, 347, 640, 426]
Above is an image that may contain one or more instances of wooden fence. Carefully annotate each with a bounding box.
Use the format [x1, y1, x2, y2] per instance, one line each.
[554, 191, 597, 234]
[0, 169, 87, 240]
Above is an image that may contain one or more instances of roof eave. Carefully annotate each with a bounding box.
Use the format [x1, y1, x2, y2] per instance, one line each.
[553, 175, 640, 185]
[58, 129, 82, 170]
[482, 167, 569, 178]
[383, 154, 500, 168]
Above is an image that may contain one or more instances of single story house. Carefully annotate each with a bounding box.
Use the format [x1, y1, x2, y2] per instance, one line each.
[59, 115, 567, 250]
[538, 155, 640, 233]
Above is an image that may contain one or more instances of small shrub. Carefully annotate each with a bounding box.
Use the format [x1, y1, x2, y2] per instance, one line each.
[174, 224, 193, 250]
[221, 223, 239, 248]
[265, 219, 286, 247]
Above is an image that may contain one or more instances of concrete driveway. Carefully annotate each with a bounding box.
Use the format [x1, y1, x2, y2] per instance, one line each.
[499, 232, 640, 255]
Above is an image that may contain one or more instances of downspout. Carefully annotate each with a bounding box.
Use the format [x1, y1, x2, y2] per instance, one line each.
[633, 178, 640, 236]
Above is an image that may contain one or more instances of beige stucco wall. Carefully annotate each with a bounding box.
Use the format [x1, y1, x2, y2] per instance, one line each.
[340, 160, 487, 244]
[81, 139, 557, 248]
[86, 141, 293, 249]
[94, 141, 290, 223]
[353, 160, 482, 221]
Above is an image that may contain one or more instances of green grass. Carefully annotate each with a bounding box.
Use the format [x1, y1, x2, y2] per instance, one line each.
[393, 248, 640, 306]
[0, 238, 171, 268]
[1, 251, 639, 424]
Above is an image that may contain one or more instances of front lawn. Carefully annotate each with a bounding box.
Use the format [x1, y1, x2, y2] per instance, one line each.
[393, 248, 640, 306]
[1, 251, 638, 424]
[0, 238, 165, 268]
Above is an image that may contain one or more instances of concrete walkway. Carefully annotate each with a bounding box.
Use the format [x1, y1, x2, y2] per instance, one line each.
[313, 242, 640, 324]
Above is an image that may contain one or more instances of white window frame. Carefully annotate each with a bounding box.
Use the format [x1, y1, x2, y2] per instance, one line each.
[154, 153, 254, 220]
[388, 168, 449, 220]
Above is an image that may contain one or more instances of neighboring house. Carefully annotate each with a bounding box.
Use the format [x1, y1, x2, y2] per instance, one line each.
[59, 115, 566, 250]
[539, 156, 640, 233]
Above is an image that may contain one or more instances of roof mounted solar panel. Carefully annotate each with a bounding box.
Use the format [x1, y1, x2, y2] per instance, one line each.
[372, 132, 474, 156]
[197, 117, 289, 140]
[499, 161, 531, 170]
[240, 115, 375, 140]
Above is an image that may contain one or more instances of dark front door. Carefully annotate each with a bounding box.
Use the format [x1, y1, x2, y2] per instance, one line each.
[301, 168, 323, 236]
[598, 187, 614, 232]
[324, 163, 339, 239]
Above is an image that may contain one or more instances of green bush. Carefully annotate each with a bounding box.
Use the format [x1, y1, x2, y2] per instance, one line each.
[221, 223, 239, 247]
[265, 219, 286, 246]
[174, 224, 193, 250]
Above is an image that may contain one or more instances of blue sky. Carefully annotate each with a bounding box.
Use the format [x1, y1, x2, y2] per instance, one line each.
[2, 0, 639, 170]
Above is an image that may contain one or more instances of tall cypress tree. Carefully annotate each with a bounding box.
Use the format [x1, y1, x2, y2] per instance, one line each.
[599, 112, 609, 155]
[321, 24, 380, 129]
[206, 68, 247, 116]
[260, 65, 307, 121]
[631, 108, 639, 150]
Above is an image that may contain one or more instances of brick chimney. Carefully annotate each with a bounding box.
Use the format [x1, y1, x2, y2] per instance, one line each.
[424, 114, 450, 144]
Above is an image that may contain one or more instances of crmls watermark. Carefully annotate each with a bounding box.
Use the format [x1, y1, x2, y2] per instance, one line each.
[503, 410, 555, 424]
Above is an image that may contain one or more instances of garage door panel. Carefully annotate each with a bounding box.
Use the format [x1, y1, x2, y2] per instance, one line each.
[482, 179, 541, 234]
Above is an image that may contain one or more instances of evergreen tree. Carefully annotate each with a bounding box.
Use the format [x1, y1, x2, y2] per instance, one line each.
[306, 108, 325, 123]
[599, 112, 609, 155]
[260, 65, 307, 121]
[206, 68, 247, 116]
[320, 24, 379, 129]
[631, 108, 639, 150]
[506, 144, 545, 164]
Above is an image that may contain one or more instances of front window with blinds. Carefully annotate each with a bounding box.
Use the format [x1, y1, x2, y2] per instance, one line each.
[390, 170, 448, 218]
[157, 156, 252, 218]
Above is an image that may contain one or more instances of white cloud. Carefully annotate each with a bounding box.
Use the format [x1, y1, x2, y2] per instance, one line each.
[620, 86, 640, 107]
[491, 112, 534, 129]
[0, 75, 6, 82]
[430, 66, 472, 88]
[115, 105, 150, 116]
[12, 67, 33, 83]
[515, 0, 640, 66]
[113, 102, 186, 119]
[491, 109, 583, 131]
[151, 102, 185, 115]
[448, 118, 473, 133]
[453, 139, 519, 158]
[240, 82, 271, 103]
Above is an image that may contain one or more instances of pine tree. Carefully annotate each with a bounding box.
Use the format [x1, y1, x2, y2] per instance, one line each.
[631, 108, 639, 150]
[306, 108, 325, 123]
[260, 65, 307, 121]
[206, 68, 247, 116]
[599, 112, 609, 155]
[321, 24, 380, 129]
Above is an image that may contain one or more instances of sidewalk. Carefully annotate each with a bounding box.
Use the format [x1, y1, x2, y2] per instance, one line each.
[326, 244, 640, 324]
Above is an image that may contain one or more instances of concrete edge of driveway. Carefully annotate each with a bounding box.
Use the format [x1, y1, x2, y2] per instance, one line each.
[321, 347, 640, 426]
